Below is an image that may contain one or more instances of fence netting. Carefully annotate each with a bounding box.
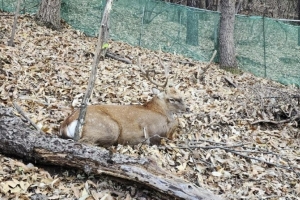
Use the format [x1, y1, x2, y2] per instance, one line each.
[2, 0, 300, 86]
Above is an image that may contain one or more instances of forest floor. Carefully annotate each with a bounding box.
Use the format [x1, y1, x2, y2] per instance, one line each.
[0, 12, 300, 199]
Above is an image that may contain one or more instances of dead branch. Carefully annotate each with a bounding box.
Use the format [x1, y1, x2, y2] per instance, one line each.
[178, 143, 245, 150]
[18, 96, 49, 106]
[178, 139, 244, 146]
[106, 52, 132, 64]
[223, 76, 237, 88]
[198, 50, 217, 81]
[236, 96, 300, 101]
[239, 83, 300, 127]
[251, 119, 290, 125]
[177, 139, 300, 176]
[178, 60, 196, 66]
[227, 150, 300, 175]
[225, 149, 281, 155]
[12, 101, 44, 134]
[251, 114, 300, 125]
[74, 0, 113, 141]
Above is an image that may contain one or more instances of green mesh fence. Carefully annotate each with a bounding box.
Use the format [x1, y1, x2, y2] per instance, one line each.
[235, 15, 300, 86]
[1, 0, 300, 86]
[1, 0, 39, 14]
[60, 0, 220, 62]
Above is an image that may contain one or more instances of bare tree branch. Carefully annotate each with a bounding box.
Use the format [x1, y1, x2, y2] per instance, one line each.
[106, 52, 132, 64]
[12, 101, 45, 134]
[74, 0, 113, 141]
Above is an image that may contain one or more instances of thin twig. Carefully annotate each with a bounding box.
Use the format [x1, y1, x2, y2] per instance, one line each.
[229, 151, 300, 175]
[175, 139, 300, 175]
[236, 96, 300, 100]
[187, 138, 244, 145]
[178, 60, 195, 66]
[223, 76, 237, 88]
[182, 144, 245, 150]
[13, 102, 44, 134]
[251, 114, 300, 125]
[198, 50, 217, 81]
[224, 149, 280, 155]
[106, 52, 132, 64]
[189, 149, 213, 168]
[18, 96, 49, 106]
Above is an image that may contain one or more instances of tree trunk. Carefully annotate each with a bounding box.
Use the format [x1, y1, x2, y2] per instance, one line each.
[297, 0, 300, 46]
[0, 106, 222, 200]
[186, 0, 199, 46]
[36, 0, 61, 30]
[199, 0, 206, 9]
[219, 0, 237, 69]
[206, 0, 212, 10]
[235, 0, 243, 14]
[298, 0, 300, 20]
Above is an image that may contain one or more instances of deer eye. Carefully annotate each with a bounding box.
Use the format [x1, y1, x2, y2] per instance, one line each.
[168, 98, 176, 103]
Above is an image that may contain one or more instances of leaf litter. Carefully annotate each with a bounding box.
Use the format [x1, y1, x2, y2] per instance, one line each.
[0, 12, 299, 199]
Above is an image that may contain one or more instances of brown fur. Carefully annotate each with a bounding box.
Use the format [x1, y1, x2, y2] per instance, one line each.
[60, 88, 188, 147]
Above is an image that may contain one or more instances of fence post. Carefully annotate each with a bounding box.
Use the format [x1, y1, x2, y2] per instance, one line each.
[298, 27, 300, 46]
[263, 8, 267, 78]
[139, 6, 145, 46]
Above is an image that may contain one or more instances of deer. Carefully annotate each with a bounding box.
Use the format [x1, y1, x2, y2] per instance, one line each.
[59, 57, 189, 147]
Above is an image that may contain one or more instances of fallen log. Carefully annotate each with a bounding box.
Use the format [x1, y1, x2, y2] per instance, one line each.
[0, 106, 222, 200]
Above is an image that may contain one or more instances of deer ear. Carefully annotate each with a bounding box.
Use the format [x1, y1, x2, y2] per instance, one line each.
[152, 88, 165, 99]
[152, 88, 161, 95]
